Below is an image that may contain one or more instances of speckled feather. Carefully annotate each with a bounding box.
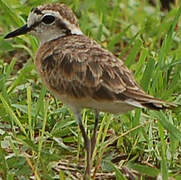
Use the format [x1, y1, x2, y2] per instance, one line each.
[35, 34, 170, 113]
[4, 3, 173, 113]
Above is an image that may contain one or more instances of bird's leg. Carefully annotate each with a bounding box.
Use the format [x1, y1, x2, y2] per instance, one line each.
[74, 110, 91, 179]
[74, 110, 99, 179]
[91, 110, 99, 158]
[78, 119, 91, 177]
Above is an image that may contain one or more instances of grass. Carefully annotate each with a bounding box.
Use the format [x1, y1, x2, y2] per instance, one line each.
[0, 0, 181, 179]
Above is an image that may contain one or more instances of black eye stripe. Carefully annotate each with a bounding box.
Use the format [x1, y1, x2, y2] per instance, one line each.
[42, 15, 55, 24]
[29, 21, 41, 30]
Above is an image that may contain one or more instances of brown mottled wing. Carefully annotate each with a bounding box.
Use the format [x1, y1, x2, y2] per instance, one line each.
[36, 35, 169, 110]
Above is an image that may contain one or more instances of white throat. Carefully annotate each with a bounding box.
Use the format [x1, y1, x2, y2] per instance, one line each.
[37, 28, 83, 45]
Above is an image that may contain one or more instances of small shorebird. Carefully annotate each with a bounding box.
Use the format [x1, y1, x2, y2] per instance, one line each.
[5, 3, 172, 179]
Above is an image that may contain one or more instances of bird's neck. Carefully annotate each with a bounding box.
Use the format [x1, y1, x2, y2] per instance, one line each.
[38, 27, 83, 45]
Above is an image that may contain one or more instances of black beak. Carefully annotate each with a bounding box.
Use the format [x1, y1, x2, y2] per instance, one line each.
[4, 24, 30, 39]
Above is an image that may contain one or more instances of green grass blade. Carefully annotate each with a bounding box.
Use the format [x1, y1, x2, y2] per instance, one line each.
[127, 162, 160, 177]
[103, 160, 128, 180]
[135, 48, 148, 78]
[0, 0, 24, 26]
[5, 58, 17, 78]
[107, 25, 132, 51]
[38, 100, 48, 159]
[34, 85, 47, 120]
[27, 85, 34, 141]
[0, 93, 27, 136]
[7, 61, 34, 94]
[0, 146, 8, 179]
[151, 111, 181, 142]
[125, 39, 142, 67]
[140, 58, 155, 91]
[158, 121, 168, 180]
[158, 6, 181, 66]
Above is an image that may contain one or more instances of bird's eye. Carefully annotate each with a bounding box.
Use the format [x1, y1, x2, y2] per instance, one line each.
[42, 15, 55, 24]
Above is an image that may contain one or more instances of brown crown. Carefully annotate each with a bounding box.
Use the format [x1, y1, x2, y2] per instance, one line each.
[34, 3, 79, 27]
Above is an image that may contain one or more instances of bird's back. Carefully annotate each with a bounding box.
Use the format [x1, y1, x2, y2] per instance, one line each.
[35, 34, 170, 113]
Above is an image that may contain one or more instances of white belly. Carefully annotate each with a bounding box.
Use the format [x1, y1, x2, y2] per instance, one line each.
[54, 92, 135, 114]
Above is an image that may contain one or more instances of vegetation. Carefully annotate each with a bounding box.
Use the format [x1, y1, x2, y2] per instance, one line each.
[0, 0, 181, 179]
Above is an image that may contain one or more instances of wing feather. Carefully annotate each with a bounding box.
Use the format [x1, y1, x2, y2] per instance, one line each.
[36, 35, 172, 110]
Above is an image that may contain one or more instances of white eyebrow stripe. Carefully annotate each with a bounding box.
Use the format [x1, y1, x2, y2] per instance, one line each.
[42, 10, 83, 35]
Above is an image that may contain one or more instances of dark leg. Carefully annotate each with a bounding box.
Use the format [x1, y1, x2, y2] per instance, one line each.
[74, 110, 91, 179]
[74, 109, 99, 179]
[91, 111, 99, 157]
[79, 119, 91, 178]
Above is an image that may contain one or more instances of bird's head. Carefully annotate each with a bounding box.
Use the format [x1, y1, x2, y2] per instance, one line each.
[5, 3, 82, 44]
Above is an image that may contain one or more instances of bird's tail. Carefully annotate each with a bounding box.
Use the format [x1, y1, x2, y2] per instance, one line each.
[123, 89, 176, 110]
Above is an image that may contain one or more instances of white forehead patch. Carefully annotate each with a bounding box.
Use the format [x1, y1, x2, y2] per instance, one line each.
[27, 11, 39, 27]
